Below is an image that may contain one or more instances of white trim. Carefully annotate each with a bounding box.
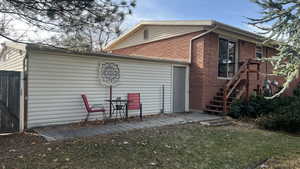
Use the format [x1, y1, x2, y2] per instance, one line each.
[217, 77, 232, 80]
[19, 72, 25, 132]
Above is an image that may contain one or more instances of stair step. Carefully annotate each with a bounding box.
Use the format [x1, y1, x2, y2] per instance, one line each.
[213, 96, 235, 101]
[217, 92, 238, 97]
[206, 104, 223, 109]
[211, 100, 232, 105]
[204, 109, 224, 114]
[210, 121, 233, 127]
[200, 119, 233, 127]
[216, 92, 224, 96]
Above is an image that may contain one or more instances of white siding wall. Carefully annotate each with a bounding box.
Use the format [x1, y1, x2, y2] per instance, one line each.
[114, 25, 203, 49]
[28, 51, 174, 128]
[0, 47, 24, 71]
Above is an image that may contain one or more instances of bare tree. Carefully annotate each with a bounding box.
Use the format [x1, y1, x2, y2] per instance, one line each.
[0, 0, 136, 51]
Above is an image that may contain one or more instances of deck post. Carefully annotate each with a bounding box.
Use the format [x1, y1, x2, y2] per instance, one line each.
[109, 85, 112, 117]
[257, 63, 260, 95]
[223, 88, 227, 113]
[246, 63, 250, 101]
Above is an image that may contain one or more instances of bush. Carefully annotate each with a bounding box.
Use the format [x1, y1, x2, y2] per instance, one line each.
[229, 95, 296, 119]
[257, 100, 300, 132]
[229, 95, 277, 119]
[229, 84, 300, 132]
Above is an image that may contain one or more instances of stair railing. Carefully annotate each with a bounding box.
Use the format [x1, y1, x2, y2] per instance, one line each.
[223, 59, 251, 113]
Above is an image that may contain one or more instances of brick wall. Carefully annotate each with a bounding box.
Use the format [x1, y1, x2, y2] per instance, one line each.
[111, 30, 299, 111]
[189, 36, 205, 110]
[111, 31, 202, 62]
[190, 33, 285, 110]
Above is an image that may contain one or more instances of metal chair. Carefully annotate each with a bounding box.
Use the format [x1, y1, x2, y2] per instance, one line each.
[127, 93, 143, 120]
[81, 94, 106, 122]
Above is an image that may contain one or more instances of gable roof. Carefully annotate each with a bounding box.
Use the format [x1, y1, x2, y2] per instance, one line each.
[105, 20, 266, 50]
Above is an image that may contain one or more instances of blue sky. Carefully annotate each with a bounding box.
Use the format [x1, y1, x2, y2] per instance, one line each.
[124, 0, 262, 32]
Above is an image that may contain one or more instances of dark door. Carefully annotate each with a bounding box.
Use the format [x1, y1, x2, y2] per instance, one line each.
[173, 67, 186, 113]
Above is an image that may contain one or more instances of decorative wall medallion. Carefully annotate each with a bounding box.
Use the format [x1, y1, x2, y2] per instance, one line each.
[99, 62, 120, 86]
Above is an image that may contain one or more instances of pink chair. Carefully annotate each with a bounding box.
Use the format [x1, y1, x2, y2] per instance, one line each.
[127, 93, 143, 120]
[81, 94, 106, 122]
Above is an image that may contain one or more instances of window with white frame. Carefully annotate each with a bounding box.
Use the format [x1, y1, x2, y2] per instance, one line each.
[218, 38, 237, 78]
[256, 45, 263, 58]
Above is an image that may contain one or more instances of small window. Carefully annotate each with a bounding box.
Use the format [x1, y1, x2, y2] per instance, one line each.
[256, 46, 263, 58]
[143, 29, 149, 40]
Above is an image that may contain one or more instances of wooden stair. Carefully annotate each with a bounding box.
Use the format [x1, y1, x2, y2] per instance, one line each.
[205, 88, 236, 115]
[204, 59, 261, 115]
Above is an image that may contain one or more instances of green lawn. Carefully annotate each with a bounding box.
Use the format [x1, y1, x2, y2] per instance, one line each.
[1, 123, 300, 169]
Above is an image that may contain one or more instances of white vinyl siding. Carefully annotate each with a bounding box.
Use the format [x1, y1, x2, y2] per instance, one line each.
[0, 47, 24, 71]
[114, 25, 203, 49]
[27, 51, 173, 128]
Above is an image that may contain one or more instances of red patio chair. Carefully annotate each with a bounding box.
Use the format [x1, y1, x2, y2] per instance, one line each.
[81, 94, 106, 122]
[127, 93, 143, 120]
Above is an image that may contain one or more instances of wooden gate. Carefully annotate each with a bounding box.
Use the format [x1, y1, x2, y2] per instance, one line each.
[0, 71, 21, 133]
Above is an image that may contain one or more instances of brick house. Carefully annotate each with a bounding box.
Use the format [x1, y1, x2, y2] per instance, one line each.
[105, 20, 299, 113]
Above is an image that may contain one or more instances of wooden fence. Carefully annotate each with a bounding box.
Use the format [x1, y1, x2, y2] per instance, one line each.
[0, 71, 20, 133]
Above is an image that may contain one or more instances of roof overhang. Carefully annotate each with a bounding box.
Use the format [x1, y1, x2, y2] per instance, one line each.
[1, 41, 189, 65]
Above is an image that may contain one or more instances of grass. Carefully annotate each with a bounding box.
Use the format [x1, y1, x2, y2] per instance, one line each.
[1, 123, 300, 169]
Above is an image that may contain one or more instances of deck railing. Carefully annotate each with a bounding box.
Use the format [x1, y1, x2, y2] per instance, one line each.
[223, 59, 260, 113]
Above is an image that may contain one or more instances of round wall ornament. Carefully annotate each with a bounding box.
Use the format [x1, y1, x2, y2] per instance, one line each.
[99, 62, 121, 86]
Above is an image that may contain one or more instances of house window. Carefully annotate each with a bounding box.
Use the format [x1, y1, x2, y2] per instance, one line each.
[218, 38, 236, 78]
[143, 29, 149, 40]
[256, 46, 263, 58]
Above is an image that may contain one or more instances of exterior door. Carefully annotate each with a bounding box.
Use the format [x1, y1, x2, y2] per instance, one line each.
[173, 66, 186, 112]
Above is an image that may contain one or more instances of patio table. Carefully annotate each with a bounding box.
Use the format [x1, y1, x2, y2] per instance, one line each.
[105, 99, 128, 120]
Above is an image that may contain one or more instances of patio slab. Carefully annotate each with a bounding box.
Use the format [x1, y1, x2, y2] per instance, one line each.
[34, 112, 223, 141]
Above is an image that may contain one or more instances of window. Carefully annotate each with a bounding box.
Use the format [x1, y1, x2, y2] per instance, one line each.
[256, 46, 263, 58]
[218, 38, 236, 78]
[143, 29, 149, 40]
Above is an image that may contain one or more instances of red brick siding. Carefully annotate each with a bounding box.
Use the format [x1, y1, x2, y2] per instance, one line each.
[111, 32, 202, 62]
[189, 37, 205, 110]
[111, 30, 300, 111]
[191, 33, 286, 110]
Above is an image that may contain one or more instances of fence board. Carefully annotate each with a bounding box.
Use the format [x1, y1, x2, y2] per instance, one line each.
[0, 71, 20, 133]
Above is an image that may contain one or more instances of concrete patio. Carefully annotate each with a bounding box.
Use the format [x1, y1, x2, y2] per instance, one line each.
[34, 112, 223, 141]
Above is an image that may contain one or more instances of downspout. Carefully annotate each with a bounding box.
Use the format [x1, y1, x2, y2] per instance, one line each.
[189, 25, 219, 63]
